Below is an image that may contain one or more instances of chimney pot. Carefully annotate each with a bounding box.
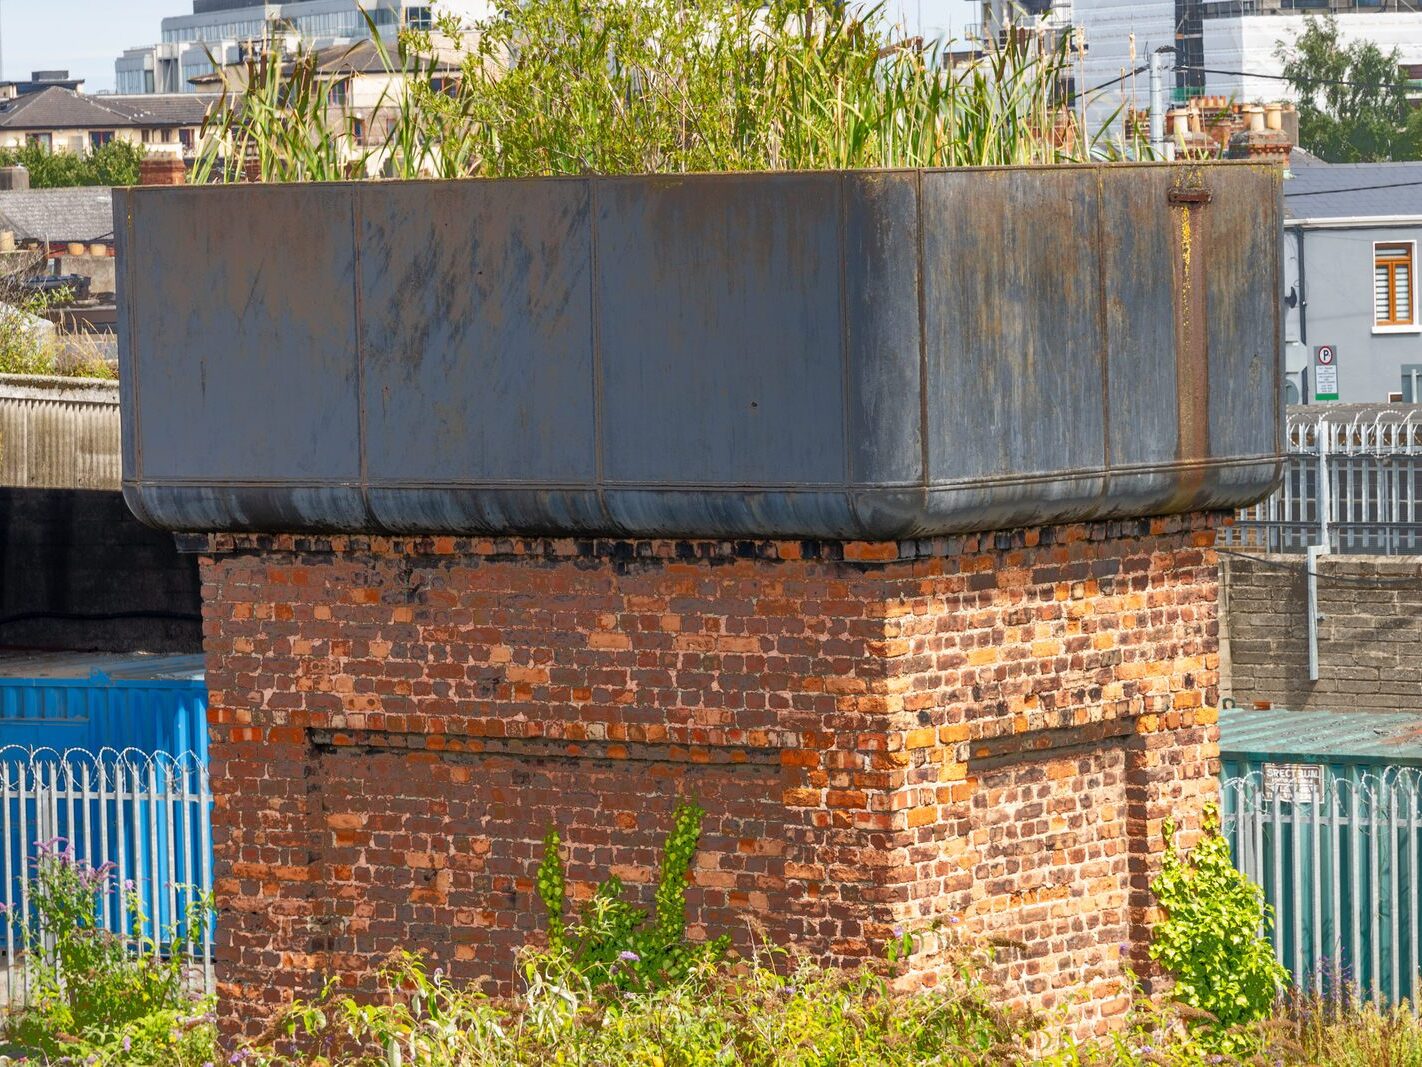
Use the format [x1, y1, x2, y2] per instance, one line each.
[0, 165, 29, 191]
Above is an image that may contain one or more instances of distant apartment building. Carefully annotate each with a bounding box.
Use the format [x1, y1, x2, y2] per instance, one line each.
[1201, 1, 1422, 103]
[978, 0, 1422, 136]
[115, 0, 489, 94]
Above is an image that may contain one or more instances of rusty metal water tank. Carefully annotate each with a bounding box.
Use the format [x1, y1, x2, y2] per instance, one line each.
[114, 163, 1283, 539]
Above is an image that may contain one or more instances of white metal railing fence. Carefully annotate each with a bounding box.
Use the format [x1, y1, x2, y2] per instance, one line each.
[0, 747, 214, 1008]
[1222, 405, 1422, 554]
[1222, 768, 1422, 1006]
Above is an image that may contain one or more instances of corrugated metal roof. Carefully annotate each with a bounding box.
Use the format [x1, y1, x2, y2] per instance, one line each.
[0, 651, 204, 682]
[1220, 705, 1422, 766]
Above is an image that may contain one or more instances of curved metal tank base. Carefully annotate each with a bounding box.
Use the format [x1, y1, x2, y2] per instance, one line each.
[115, 163, 1284, 540]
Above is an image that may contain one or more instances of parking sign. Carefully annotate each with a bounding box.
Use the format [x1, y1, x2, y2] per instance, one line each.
[1314, 345, 1338, 401]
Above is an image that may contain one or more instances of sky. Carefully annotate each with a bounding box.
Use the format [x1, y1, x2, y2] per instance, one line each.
[0, 0, 979, 96]
[3, 0, 174, 92]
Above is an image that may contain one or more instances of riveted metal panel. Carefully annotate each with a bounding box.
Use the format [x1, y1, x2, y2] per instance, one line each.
[918, 167, 1106, 531]
[356, 178, 604, 533]
[1205, 164, 1285, 501]
[1100, 167, 1181, 512]
[120, 183, 366, 530]
[596, 172, 846, 489]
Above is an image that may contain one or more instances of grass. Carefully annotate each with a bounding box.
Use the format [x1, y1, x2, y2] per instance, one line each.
[0, 274, 115, 380]
[194, 0, 1144, 183]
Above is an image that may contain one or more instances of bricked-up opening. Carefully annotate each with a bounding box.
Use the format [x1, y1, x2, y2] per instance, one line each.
[200, 515, 1222, 1040]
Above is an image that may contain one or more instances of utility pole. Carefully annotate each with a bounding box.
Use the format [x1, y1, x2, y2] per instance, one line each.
[1148, 46, 1175, 159]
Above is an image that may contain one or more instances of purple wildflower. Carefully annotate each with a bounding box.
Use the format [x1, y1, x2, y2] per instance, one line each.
[618, 950, 640, 963]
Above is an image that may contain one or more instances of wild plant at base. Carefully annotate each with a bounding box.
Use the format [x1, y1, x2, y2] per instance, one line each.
[1, 837, 216, 1065]
[534, 799, 731, 997]
[1148, 804, 1289, 1054]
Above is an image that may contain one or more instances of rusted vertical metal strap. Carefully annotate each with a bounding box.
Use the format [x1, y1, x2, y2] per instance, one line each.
[1169, 171, 1212, 501]
[1094, 167, 1112, 499]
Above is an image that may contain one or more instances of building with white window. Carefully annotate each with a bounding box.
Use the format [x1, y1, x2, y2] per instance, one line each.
[1284, 160, 1422, 404]
[1201, 5, 1422, 106]
[115, 0, 489, 94]
[0, 87, 218, 159]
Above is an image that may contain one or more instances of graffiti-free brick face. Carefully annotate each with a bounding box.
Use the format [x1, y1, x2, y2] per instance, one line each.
[198, 516, 1222, 1040]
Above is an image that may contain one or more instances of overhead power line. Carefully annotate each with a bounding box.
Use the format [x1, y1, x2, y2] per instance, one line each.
[1288, 178, 1422, 197]
[1081, 64, 1147, 97]
[1081, 61, 1412, 99]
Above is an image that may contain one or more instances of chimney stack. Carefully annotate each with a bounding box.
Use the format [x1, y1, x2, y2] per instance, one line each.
[138, 157, 187, 186]
[1225, 102, 1293, 162]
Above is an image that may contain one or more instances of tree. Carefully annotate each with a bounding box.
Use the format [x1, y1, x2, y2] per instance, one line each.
[1277, 15, 1415, 162]
[0, 140, 145, 187]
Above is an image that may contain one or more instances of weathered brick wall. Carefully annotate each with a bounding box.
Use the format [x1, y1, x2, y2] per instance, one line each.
[1220, 552, 1422, 711]
[199, 516, 1223, 1041]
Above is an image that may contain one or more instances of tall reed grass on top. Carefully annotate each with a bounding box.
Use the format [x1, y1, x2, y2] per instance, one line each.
[194, 0, 1143, 183]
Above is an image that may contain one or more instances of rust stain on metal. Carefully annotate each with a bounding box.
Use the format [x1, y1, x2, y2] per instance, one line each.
[1169, 168, 1211, 508]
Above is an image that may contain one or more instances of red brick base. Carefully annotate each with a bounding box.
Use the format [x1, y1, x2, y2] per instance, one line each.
[198, 515, 1222, 1040]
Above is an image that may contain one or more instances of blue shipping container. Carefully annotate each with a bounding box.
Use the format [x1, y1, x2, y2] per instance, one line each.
[0, 652, 211, 947]
[0, 652, 207, 760]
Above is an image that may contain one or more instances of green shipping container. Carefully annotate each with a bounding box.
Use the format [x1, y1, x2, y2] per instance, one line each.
[1220, 705, 1422, 1005]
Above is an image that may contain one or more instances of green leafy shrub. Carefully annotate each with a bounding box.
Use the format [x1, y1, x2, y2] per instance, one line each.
[2, 837, 217, 1065]
[0, 140, 145, 187]
[246, 946, 1032, 1066]
[534, 799, 731, 995]
[1148, 804, 1289, 1050]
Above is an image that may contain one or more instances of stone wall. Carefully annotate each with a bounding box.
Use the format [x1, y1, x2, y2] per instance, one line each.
[1220, 551, 1422, 711]
[197, 515, 1224, 1041]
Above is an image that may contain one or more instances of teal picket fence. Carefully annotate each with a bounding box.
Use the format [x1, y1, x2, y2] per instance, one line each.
[1221, 768, 1422, 1004]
